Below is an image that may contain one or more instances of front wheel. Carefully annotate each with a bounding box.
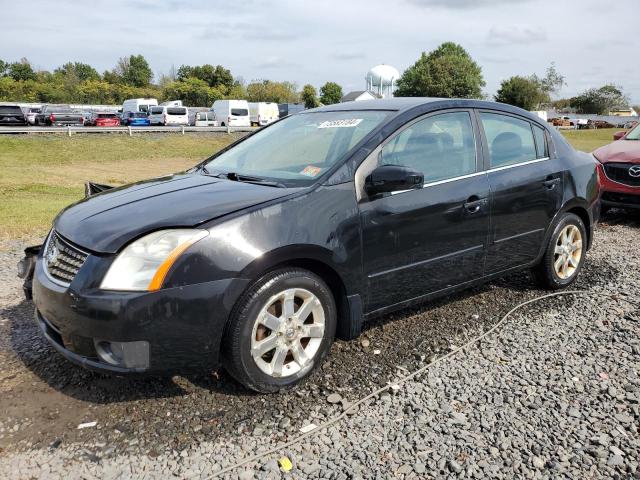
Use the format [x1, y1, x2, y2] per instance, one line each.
[532, 213, 586, 289]
[223, 268, 337, 393]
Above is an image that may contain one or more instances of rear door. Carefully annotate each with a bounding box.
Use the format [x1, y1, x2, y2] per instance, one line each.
[478, 111, 563, 273]
[358, 109, 491, 312]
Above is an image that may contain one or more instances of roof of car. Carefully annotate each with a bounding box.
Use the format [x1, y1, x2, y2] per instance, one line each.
[309, 97, 546, 125]
[312, 97, 445, 112]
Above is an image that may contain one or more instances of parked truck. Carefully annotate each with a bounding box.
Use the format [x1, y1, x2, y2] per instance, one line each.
[249, 102, 279, 126]
[36, 105, 84, 126]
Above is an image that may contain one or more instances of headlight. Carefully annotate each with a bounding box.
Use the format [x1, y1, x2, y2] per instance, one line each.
[100, 229, 209, 291]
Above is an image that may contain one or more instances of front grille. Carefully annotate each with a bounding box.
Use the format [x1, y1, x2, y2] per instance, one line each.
[604, 163, 640, 187]
[43, 230, 88, 285]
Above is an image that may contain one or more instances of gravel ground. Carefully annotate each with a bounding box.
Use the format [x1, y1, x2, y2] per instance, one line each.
[1, 211, 639, 479]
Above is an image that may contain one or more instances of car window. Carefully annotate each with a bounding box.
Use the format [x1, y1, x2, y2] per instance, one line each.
[150, 107, 163, 114]
[480, 112, 537, 168]
[532, 124, 548, 158]
[167, 107, 187, 115]
[0, 105, 24, 114]
[380, 111, 477, 184]
[231, 108, 248, 116]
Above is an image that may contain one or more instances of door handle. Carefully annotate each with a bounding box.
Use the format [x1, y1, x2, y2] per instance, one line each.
[463, 197, 487, 213]
[543, 177, 561, 189]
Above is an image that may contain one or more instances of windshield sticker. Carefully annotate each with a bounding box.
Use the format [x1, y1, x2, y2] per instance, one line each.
[300, 166, 322, 177]
[317, 119, 363, 129]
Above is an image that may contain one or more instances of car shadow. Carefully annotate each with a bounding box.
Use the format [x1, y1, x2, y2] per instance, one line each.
[600, 208, 640, 228]
[3, 299, 253, 404]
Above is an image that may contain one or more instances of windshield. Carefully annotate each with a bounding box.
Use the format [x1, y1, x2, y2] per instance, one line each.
[625, 124, 640, 140]
[204, 110, 389, 186]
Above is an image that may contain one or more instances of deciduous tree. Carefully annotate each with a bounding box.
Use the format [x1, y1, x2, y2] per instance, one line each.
[319, 82, 343, 105]
[301, 84, 319, 109]
[570, 85, 630, 115]
[395, 42, 485, 98]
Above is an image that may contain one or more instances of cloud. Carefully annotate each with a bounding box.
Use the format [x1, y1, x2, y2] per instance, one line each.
[408, 0, 530, 8]
[245, 30, 298, 41]
[254, 56, 297, 69]
[480, 55, 514, 65]
[332, 52, 367, 61]
[487, 24, 547, 45]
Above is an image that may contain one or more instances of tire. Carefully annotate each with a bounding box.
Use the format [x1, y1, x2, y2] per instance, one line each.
[532, 213, 587, 290]
[222, 268, 337, 393]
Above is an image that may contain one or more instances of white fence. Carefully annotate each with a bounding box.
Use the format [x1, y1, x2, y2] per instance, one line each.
[0, 125, 256, 136]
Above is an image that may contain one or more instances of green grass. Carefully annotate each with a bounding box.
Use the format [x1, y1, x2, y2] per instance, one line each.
[0, 128, 622, 241]
[0, 133, 238, 239]
[560, 128, 623, 152]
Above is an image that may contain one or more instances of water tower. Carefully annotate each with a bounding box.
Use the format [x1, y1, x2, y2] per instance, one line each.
[365, 64, 400, 98]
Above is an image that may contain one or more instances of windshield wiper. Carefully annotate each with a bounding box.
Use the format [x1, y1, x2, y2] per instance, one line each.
[203, 168, 286, 188]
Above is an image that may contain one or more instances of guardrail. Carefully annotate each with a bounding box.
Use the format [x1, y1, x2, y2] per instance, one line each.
[0, 125, 257, 135]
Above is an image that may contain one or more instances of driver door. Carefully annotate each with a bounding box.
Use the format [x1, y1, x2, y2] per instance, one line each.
[357, 110, 491, 312]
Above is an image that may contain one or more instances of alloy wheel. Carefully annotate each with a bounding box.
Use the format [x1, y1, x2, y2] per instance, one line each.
[250, 288, 325, 378]
[553, 224, 583, 279]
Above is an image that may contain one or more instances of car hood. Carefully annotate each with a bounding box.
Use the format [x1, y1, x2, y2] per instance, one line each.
[593, 140, 640, 164]
[54, 172, 298, 253]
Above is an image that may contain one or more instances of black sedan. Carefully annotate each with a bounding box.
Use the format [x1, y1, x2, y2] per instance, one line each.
[32, 98, 600, 392]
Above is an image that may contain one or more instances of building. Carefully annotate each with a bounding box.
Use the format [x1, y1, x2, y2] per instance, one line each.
[340, 91, 382, 103]
[610, 107, 638, 117]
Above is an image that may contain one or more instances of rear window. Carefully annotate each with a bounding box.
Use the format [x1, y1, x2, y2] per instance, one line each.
[167, 107, 187, 115]
[150, 107, 164, 114]
[0, 105, 23, 114]
[231, 108, 248, 117]
[532, 125, 548, 158]
[480, 112, 537, 168]
[97, 113, 117, 118]
[133, 112, 148, 118]
[47, 106, 74, 113]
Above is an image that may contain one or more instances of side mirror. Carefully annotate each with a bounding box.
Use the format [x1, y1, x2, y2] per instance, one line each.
[365, 165, 424, 196]
[613, 131, 627, 141]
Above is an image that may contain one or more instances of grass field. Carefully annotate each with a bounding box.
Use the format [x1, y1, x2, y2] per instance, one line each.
[559, 127, 621, 153]
[0, 128, 623, 240]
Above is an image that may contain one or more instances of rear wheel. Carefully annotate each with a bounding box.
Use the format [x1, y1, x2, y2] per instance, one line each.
[223, 268, 336, 393]
[532, 213, 586, 289]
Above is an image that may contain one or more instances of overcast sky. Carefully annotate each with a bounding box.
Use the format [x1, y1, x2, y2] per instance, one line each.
[1, 0, 638, 103]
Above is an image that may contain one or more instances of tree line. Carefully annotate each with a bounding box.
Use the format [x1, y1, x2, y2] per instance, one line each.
[0, 47, 636, 115]
[0, 55, 341, 108]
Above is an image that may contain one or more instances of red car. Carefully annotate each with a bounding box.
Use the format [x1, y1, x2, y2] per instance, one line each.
[593, 123, 640, 212]
[89, 112, 121, 127]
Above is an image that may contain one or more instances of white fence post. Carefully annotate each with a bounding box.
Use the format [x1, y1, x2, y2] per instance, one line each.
[67, 126, 72, 137]
[128, 126, 132, 137]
